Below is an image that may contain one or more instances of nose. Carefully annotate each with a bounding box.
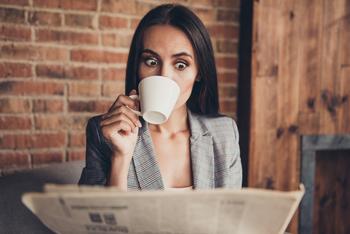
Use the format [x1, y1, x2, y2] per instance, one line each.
[159, 63, 173, 78]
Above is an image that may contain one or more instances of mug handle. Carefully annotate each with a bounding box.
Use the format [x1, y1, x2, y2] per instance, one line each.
[127, 94, 142, 116]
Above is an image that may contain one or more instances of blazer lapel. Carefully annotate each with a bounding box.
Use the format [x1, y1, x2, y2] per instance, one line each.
[188, 111, 215, 189]
[132, 110, 215, 190]
[132, 120, 164, 190]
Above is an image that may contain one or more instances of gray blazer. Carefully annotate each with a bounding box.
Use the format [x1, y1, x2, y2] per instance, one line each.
[79, 110, 242, 190]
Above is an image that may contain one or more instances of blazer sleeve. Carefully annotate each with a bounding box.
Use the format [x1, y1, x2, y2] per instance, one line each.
[228, 119, 243, 188]
[78, 116, 111, 185]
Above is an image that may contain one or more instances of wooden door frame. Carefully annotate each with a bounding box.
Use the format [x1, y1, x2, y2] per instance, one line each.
[237, 0, 253, 187]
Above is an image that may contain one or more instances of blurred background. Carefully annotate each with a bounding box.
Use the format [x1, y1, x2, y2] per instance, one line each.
[1, 1, 350, 233]
[0, 0, 239, 173]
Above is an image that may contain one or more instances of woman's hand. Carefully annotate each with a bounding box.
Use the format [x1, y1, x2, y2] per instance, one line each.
[100, 90, 142, 159]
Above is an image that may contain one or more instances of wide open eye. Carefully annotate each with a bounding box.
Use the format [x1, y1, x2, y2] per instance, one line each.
[144, 58, 158, 67]
[175, 61, 188, 71]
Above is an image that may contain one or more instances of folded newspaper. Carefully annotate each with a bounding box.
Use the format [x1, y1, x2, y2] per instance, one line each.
[22, 184, 304, 234]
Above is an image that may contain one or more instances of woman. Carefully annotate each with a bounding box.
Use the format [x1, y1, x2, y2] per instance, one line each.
[79, 4, 242, 191]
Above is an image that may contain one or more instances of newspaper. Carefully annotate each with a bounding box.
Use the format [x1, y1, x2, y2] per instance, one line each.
[22, 184, 304, 234]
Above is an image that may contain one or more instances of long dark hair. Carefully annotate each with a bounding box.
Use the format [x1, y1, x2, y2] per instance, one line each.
[125, 4, 219, 115]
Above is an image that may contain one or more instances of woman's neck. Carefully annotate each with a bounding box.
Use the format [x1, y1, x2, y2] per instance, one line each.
[148, 106, 189, 135]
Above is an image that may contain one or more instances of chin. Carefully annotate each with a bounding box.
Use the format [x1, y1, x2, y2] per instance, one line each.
[173, 102, 188, 112]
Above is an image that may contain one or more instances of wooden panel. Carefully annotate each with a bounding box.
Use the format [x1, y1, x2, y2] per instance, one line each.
[249, 0, 350, 233]
[297, 0, 322, 134]
[313, 150, 350, 234]
[338, 67, 350, 132]
[249, 0, 279, 188]
[254, 4, 280, 77]
[275, 0, 299, 190]
[337, 11, 350, 132]
[319, 0, 347, 134]
[249, 77, 277, 188]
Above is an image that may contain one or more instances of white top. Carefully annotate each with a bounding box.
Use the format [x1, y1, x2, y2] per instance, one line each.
[164, 186, 193, 191]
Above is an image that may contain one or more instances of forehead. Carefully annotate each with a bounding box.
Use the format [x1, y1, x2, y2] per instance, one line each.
[142, 25, 194, 55]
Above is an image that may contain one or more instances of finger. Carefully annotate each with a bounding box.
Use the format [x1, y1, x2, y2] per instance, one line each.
[102, 120, 133, 137]
[107, 94, 123, 113]
[104, 106, 142, 127]
[128, 93, 140, 112]
[108, 95, 139, 113]
[100, 113, 137, 129]
[114, 121, 134, 135]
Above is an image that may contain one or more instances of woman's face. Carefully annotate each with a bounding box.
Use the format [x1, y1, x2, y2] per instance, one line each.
[138, 25, 198, 110]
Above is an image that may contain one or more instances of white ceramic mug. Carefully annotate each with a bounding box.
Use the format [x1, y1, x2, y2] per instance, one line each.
[128, 76, 180, 125]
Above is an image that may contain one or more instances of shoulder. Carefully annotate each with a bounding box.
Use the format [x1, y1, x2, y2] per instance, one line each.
[193, 113, 239, 143]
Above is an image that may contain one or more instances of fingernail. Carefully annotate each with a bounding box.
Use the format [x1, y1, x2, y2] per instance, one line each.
[137, 121, 142, 128]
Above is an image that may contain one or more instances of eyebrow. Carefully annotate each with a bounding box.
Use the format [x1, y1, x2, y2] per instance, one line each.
[141, 48, 193, 59]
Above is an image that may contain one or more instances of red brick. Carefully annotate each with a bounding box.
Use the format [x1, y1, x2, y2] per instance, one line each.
[0, 132, 66, 149]
[71, 49, 128, 64]
[212, 0, 240, 8]
[61, 0, 97, 11]
[0, 152, 30, 169]
[217, 9, 240, 22]
[219, 85, 237, 98]
[31, 151, 65, 165]
[0, 116, 31, 129]
[32, 0, 59, 8]
[217, 71, 237, 83]
[99, 15, 128, 29]
[101, 33, 132, 48]
[34, 115, 66, 130]
[219, 99, 237, 113]
[0, 0, 29, 6]
[223, 112, 236, 119]
[67, 150, 85, 161]
[101, 67, 125, 80]
[28, 11, 61, 26]
[189, 0, 212, 5]
[193, 8, 216, 22]
[0, 81, 64, 96]
[68, 100, 111, 113]
[33, 0, 97, 11]
[0, 98, 31, 113]
[40, 47, 69, 61]
[33, 99, 64, 113]
[65, 14, 94, 28]
[0, 45, 69, 61]
[101, 0, 153, 15]
[36, 29, 98, 45]
[102, 81, 124, 97]
[0, 8, 25, 24]
[37, 47, 68, 61]
[0, 25, 31, 41]
[216, 40, 238, 54]
[0, 62, 32, 78]
[130, 18, 140, 29]
[216, 56, 238, 69]
[68, 131, 85, 147]
[36, 65, 98, 80]
[68, 82, 100, 97]
[208, 25, 239, 39]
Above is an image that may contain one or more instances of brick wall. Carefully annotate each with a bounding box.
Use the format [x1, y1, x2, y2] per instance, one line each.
[0, 0, 240, 174]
